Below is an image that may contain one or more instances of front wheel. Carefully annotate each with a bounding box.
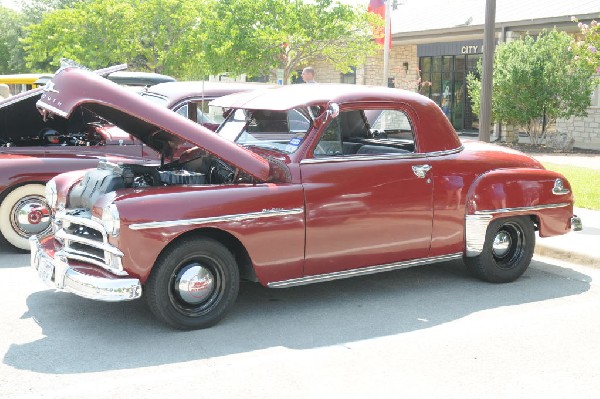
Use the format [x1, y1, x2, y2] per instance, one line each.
[0, 184, 51, 251]
[465, 216, 535, 283]
[145, 237, 240, 330]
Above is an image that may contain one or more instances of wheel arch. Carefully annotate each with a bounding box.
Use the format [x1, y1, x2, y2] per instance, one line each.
[465, 167, 573, 215]
[464, 167, 573, 245]
[464, 214, 536, 283]
[154, 227, 258, 283]
[0, 180, 48, 203]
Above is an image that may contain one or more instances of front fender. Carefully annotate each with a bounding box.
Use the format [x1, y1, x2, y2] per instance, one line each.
[111, 183, 306, 285]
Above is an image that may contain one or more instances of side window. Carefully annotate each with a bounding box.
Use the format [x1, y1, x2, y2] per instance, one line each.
[313, 117, 342, 157]
[370, 110, 414, 142]
[195, 102, 220, 124]
[176, 103, 188, 118]
[313, 109, 415, 157]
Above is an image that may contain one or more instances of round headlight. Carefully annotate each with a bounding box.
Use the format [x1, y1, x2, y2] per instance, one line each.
[45, 180, 58, 209]
[101, 204, 120, 237]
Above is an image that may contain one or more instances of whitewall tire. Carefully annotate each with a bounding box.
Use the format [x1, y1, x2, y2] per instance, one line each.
[0, 184, 51, 251]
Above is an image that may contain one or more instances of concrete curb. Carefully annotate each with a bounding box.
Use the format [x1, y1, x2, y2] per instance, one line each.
[534, 242, 600, 267]
[531, 206, 600, 268]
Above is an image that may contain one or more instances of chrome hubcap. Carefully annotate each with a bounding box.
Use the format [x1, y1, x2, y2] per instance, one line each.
[11, 195, 51, 237]
[176, 264, 215, 305]
[492, 231, 512, 257]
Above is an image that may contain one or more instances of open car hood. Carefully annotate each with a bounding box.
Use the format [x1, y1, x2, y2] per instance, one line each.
[0, 88, 45, 143]
[36, 67, 271, 181]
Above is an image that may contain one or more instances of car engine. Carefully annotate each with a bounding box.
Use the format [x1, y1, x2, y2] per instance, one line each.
[68, 153, 238, 209]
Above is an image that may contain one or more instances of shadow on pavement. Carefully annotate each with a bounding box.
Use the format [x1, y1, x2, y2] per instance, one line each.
[0, 239, 29, 269]
[4, 259, 591, 374]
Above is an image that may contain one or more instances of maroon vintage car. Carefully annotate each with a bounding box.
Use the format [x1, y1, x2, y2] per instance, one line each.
[0, 77, 270, 250]
[31, 67, 581, 330]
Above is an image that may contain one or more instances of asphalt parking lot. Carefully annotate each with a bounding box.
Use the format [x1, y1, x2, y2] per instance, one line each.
[1, 241, 600, 398]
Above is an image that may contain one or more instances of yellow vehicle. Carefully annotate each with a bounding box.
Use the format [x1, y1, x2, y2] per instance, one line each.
[0, 71, 175, 99]
[0, 73, 54, 97]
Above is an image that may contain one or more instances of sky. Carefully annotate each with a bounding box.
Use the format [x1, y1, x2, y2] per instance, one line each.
[0, 0, 19, 11]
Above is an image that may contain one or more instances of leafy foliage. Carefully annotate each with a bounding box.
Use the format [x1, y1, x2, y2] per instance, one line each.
[467, 29, 597, 144]
[193, 0, 381, 83]
[15, 0, 379, 81]
[0, 6, 27, 73]
[22, 0, 137, 71]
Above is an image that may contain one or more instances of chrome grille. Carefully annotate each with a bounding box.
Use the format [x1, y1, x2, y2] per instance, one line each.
[53, 209, 125, 275]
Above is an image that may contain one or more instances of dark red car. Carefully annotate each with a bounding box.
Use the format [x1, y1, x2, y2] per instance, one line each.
[32, 67, 581, 330]
[0, 78, 270, 250]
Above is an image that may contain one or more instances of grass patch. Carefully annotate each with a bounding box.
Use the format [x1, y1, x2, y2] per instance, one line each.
[542, 162, 600, 210]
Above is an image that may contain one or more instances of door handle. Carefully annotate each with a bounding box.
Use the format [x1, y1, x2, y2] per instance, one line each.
[412, 164, 432, 179]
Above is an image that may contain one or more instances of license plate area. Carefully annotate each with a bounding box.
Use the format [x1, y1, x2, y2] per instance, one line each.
[37, 256, 55, 284]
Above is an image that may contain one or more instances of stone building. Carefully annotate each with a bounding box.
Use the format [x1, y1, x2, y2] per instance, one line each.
[307, 0, 600, 150]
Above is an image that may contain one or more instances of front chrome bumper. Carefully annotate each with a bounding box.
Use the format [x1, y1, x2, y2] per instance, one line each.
[571, 215, 583, 231]
[30, 236, 142, 302]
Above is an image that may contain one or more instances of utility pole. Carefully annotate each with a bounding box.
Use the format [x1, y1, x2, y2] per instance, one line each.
[382, 0, 392, 86]
[479, 0, 496, 142]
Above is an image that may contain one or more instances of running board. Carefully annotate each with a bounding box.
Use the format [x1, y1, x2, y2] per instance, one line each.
[267, 253, 463, 288]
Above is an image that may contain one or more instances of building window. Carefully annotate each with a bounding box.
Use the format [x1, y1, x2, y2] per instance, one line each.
[419, 54, 481, 132]
[341, 67, 357, 84]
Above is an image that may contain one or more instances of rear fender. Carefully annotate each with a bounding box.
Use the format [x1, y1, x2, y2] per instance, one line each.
[465, 168, 574, 257]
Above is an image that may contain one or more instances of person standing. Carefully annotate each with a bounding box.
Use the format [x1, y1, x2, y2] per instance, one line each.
[301, 67, 316, 83]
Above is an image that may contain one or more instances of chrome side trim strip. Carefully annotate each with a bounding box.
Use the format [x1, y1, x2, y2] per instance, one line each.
[299, 146, 463, 164]
[423, 146, 464, 158]
[300, 153, 427, 164]
[130, 207, 304, 230]
[465, 214, 493, 257]
[474, 203, 570, 215]
[267, 253, 463, 288]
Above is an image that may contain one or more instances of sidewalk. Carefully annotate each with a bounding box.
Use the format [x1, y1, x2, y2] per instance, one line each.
[536, 207, 600, 267]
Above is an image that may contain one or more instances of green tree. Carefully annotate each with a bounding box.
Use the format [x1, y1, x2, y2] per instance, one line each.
[467, 29, 596, 144]
[0, 6, 27, 73]
[21, 0, 380, 81]
[22, 0, 138, 71]
[129, 0, 210, 76]
[196, 0, 382, 83]
[22, 0, 212, 76]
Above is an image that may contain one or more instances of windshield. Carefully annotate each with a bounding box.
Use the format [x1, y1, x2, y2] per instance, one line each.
[217, 108, 311, 153]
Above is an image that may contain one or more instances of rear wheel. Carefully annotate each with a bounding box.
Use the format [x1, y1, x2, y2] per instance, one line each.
[146, 237, 240, 330]
[465, 216, 535, 283]
[0, 184, 51, 251]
